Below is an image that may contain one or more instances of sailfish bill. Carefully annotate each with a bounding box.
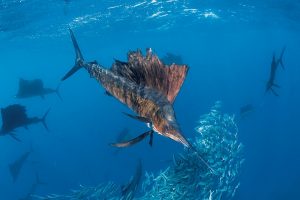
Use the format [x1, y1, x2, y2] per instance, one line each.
[110, 130, 153, 147]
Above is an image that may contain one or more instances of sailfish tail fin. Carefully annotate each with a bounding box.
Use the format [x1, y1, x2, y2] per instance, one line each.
[277, 46, 286, 69]
[55, 83, 63, 101]
[61, 29, 85, 81]
[41, 108, 51, 131]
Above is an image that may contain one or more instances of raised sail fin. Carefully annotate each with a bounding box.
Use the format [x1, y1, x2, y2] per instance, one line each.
[111, 49, 188, 103]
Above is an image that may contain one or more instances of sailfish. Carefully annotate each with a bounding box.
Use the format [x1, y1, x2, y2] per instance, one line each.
[0, 104, 50, 141]
[121, 159, 142, 200]
[62, 29, 189, 147]
[61, 29, 214, 172]
[15, 78, 62, 100]
[265, 47, 286, 96]
[9, 150, 32, 182]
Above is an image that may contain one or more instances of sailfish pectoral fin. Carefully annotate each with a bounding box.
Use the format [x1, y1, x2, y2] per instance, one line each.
[122, 112, 151, 123]
[110, 130, 153, 148]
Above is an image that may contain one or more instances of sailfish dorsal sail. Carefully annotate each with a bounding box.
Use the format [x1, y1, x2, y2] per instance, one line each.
[1, 104, 28, 131]
[111, 49, 188, 103]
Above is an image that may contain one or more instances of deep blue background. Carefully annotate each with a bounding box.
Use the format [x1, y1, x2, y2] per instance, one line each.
[0, 1, 299, 199]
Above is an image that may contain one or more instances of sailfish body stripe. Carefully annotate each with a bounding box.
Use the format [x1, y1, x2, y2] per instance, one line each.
[83, 62, 170, 119]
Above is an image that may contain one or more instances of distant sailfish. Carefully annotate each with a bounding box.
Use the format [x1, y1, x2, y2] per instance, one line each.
[62, 29, 214, 173]
[240, 104, 254, 116]
[15, 78, 62, 100]
[9, 149, 32, 182]
[265, 47, 286, 96]
[121, 159, 142, 200]
[0, 104, 50, 141]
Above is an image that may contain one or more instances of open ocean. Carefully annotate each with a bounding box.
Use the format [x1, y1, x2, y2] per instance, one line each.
[0, 1, 299, 199]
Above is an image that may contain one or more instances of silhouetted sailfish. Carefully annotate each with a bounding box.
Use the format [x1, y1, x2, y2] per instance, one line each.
[0, 104, 50, 141]
[9, 149, 32, 182]
[62, 29, 215, 173]
[265, 47, 286, 96]
[15, 78, 62, 100]
[240, 104, 254, 116]
[121, 159, 142, 200]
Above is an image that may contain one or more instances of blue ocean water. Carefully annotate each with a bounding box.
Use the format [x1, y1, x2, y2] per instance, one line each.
[0, 0, 299, 199]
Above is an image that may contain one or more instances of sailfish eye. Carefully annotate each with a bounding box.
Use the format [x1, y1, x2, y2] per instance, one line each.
[162, 106, 175, 121]
[166, 113, 173, 121]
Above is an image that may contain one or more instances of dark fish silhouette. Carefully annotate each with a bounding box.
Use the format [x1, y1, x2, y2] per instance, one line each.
[61, 29, 189, 147]
[240, 104, 254, 116]
[15, 78, 62, 100]
[121, 160, 142, 200]
[265, 47, 285, 96]
[161, 53, 183, 65]
[19, 172, 45, 200]
[9, 150, 32, 182]
[0, 104, 50, 141]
